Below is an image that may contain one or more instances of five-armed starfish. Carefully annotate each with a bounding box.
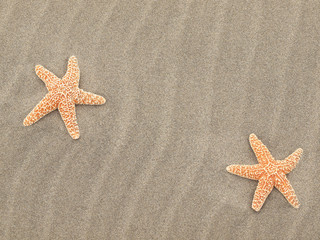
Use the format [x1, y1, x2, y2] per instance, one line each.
[23, 56, 106, 139]
[226, 133, 303, 211]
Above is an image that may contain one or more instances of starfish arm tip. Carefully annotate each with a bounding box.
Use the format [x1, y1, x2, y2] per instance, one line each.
[252, 205, 261, 212]
[292, 199, 300, 209]
[69, 56, 77, 62]
[23, 117, 33, 126]
[76, 90, 106, 105]
[23, 119, 29, 126]
[226, 165, 234, 173]
[72, 134, 80, 140]
[249, 133, 256, 138]
[35, 65, 44, 73]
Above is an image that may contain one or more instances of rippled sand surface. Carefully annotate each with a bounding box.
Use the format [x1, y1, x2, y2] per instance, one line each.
[1, 1, 319, 239]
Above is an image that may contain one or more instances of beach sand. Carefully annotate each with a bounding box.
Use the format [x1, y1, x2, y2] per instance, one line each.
[0, 1, 319, 239]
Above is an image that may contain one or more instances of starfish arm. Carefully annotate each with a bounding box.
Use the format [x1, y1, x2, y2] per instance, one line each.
[75, 89, 106, 105]
[63, 56, 80, 87]
[275, 173, 300, 208]
[23, 93, 58, 126]
[249, 133, 274, 164]
[252, 176, 274, 211]
[277, 148, 303, 174]
[226, 164, 263, 180]
[35, 65, 59, 91]
[58, 100, 80, 139]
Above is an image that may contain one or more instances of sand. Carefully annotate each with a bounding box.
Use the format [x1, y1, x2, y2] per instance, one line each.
[1, 0, 319, 239]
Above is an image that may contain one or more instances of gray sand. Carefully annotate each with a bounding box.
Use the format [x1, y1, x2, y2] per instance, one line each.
[1, 1, 319, 239]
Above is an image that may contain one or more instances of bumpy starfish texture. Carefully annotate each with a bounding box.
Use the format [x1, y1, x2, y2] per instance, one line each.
[24, 56, 106, 139]
[226, 134, 303, 211]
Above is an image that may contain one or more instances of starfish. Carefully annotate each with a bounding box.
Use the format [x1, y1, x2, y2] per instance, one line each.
[23, 56, 106, 139]
[226, 133, 303, 211]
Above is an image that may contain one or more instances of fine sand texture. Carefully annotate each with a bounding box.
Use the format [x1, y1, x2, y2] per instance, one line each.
[1, 1, 320, 239]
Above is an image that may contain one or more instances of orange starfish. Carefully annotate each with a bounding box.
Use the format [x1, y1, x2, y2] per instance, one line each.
[226, 133, 303, 211]
[23, 56, 106, 139]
